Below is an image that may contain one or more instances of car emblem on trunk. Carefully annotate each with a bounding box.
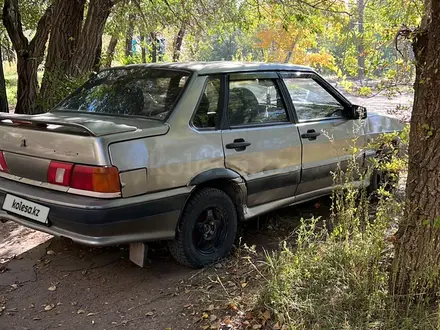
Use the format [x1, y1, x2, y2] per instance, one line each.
[20, 138, 27, 147]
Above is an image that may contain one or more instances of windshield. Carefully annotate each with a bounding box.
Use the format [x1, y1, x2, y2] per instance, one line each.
[53, 68, 190, 120]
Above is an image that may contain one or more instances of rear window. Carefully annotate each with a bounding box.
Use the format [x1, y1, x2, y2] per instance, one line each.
[53, 68, 190, 120]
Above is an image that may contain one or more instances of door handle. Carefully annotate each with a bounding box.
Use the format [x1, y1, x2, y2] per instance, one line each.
[225, 138, 251, 151]
[301, 129, 320, 141]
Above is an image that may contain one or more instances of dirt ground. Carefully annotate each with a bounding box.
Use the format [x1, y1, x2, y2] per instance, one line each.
[0, 90, 412, 330]
[0, 198, 334, 330]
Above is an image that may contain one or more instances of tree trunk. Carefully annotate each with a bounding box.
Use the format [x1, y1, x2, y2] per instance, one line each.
[104, 35, 118, 68]
[93, 36, 103, 71]
[69, 0, 114, 77]
[284, 35, 300, 63]
[393, 0, 440, 297]
[3, 0, 52, 114]
[173, 28, 185, 62]
[150, 32, 157, 63]
[356, 0, 365, 82]
[125, 16, 135, 57]
[39, 0, 85, 109]
[16, 57, 41, 114]
[141, 35, 147, 63]
[0, 47, 8, 112]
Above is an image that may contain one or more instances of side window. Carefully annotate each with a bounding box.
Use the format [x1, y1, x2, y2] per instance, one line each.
[228, 79, 288, 126]
[192, 77, 221, 129]
[283, 77, 345, 122]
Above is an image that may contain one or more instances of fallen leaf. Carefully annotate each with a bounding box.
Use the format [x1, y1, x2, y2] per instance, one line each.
[262, 310, 271, 320]
[77, 309, 85, 314]
[48, 286, 57, 292]
[206, 304, 215, 311]
[10, 284, 18, 290]
[273, 322, 281, 330]
[33, 317, 41, 321]
[46, 250, 55, 255]
[145, 311, 154, 316]
[44, 304, 55, 311]
[241, 282, 248, 288]
[202, 312, 209, 319]
[252, 324, 262, 329]
[87, 312, 96, 317]
[209, 314, 217, 322]
[228, 303, 238, 311]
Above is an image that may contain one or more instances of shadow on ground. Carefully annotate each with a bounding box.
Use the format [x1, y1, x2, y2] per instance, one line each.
[0, 197, 331, 330]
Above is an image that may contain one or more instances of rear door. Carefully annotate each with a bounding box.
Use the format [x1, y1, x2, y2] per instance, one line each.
[280, 72, 364, 194]
[221, 72, 302, 206]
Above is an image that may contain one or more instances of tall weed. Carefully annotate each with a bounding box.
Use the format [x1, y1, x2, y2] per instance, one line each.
[259, 129, 437, 330]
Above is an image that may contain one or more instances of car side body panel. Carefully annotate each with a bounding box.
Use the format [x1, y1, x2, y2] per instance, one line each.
[222, 125, 302, 206]
[296, 118, 365, 194]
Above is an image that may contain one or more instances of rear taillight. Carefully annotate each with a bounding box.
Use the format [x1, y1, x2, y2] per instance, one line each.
[71, 165, 121, 193]
[48, 161, 73, 186]
[0, 151, 9, 173]
[48, 161, 120, 194]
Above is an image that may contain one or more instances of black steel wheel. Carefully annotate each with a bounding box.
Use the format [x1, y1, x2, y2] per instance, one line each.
[168, 188, 238, 268]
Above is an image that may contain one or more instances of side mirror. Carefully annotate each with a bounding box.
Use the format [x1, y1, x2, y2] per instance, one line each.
[351, 104, 367, 119]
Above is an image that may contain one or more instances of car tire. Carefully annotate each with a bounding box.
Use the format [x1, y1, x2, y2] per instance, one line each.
[368, 169, 399, 195]
[168, 187, 238, 268]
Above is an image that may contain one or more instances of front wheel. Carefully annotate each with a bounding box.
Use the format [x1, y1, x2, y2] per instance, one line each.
[168, 188, 238, 268]
[368, 169, 399, 195]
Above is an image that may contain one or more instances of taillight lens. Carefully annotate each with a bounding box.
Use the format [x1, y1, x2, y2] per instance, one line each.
[48, 162, 120, 194]
[71, 165, 120, 193]
[0, 152, 9, 173]
[48, 161, 73, 186]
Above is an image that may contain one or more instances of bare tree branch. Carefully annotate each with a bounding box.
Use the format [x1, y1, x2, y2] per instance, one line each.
[29, 4, 53, 59]
[2, 0, 28, 55]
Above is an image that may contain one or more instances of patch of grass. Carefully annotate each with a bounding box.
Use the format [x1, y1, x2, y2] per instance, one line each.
[258, 132, 438, 330]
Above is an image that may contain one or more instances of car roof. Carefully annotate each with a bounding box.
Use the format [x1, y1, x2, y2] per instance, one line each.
[104, 61, 315, 75]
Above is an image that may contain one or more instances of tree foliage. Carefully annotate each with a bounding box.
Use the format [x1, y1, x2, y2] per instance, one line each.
[0, 0, 423, 112]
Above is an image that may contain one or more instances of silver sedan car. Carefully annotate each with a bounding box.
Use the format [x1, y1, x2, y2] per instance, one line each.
[0, 62, 404, 268]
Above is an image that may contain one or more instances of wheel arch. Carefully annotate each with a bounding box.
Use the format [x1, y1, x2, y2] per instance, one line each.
[188, 168, 240, 186]
[182, 168, 247, 223]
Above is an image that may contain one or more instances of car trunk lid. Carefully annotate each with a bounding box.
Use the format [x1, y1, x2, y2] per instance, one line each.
[0, 112, 169, 197]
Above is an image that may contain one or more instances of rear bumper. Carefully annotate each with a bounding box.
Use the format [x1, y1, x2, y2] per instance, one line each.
[0, 177, 192, 246]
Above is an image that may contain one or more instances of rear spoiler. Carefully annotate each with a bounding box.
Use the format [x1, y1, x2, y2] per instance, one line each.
[0, 113, 98, 136]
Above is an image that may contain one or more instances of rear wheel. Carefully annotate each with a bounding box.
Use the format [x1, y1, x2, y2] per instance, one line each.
[168, 187, 238, 268]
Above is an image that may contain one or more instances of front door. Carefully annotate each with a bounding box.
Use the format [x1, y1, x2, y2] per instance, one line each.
[280, 72, 364, 194]
[221, 72, 302, 206]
